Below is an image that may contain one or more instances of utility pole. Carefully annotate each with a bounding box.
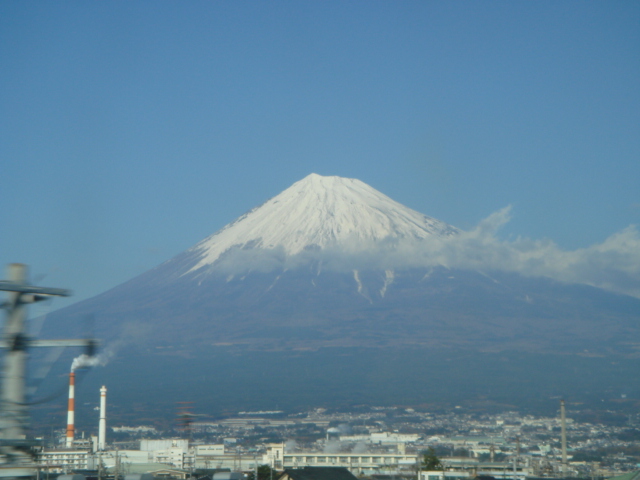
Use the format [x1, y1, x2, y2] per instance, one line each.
[115, 449, 120, 480]
[0, 263, 97, 478]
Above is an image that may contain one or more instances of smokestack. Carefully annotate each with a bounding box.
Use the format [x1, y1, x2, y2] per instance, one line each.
[66, 372, 75, 448]
[98, 386, 107, 450]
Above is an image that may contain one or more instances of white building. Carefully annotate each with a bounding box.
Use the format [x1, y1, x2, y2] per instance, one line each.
[264, 443, 419, 475]
[37, 448, 96, 473]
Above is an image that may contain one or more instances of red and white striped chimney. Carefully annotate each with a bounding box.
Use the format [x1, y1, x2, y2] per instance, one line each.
[66, 371, 75, 448]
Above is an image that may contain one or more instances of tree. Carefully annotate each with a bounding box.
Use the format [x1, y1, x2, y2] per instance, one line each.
[247, 464, 278, 480]
[421, 447, 443, 471]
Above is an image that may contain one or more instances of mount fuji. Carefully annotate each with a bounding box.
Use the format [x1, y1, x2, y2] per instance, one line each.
[36, 174, 640, 424]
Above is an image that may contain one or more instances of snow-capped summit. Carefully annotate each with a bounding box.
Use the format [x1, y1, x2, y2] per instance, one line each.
[187, 173, 457, 272]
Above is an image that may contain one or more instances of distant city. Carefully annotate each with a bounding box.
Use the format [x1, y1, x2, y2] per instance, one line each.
[34, 383, 640, 478]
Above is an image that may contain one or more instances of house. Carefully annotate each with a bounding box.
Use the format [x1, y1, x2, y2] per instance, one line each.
[277, 466, 359, 480]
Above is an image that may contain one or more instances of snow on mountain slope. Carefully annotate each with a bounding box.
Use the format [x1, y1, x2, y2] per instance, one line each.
[187, 173, 458, 272]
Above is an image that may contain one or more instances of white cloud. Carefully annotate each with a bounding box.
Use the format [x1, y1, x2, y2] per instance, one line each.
[404, 206, 640, 298]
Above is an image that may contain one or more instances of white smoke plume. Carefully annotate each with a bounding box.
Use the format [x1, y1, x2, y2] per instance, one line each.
[69, 321, 152, 372]
[71, 354, 101, 372]
[70, 341, 119, 372]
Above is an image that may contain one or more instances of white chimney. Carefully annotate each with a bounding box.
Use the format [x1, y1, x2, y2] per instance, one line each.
[98, 385, 107, 450]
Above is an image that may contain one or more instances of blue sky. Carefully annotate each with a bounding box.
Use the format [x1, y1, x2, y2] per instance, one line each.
[1, 1, 639, 308]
